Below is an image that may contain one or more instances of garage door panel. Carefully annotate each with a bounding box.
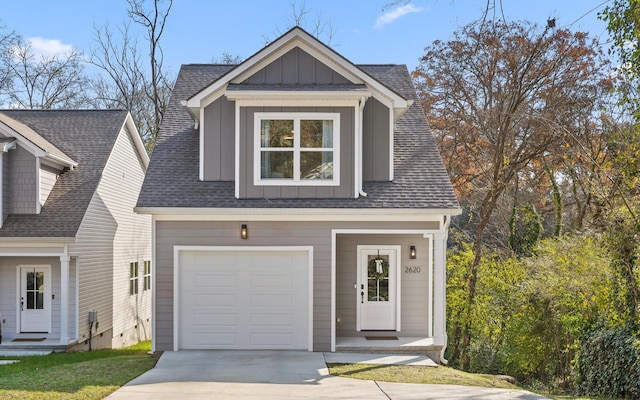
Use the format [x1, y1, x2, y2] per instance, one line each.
[251, 313, 293, 326]
[251, 333, 294, 347]
[194, 274, 238, 287]
[193, 333, 238, 347]
[179, 250, 309, 350]
[250, 294, 294, 307]
[194, 313, 237, 326]
[251, 274, 294, 287]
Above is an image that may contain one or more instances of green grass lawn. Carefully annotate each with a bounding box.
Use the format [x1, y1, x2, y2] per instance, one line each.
[0, 341, 156, 400]
[328, 364, 611, 400]
[328, 363, 518, 389]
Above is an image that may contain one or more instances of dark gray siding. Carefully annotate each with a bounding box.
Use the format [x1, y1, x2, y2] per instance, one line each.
[154, 220, 439, 352]
[335, 234, 431, 337]
[203, 96, 235, 181]
[6, 144, 37, 214]
[239, 106, 355, 199]
[362, 97, 391, 181]
[245, 47, 350, 84]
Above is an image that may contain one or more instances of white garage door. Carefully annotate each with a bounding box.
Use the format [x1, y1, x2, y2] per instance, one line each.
[178, 249, 310, 350]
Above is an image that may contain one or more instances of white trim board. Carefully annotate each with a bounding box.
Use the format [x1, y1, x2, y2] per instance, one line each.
[136, 209, 460, 222]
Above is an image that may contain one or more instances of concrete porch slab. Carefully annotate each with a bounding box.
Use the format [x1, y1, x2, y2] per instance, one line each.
[0, 349, 52, 356]
[324, 352, 437, 366]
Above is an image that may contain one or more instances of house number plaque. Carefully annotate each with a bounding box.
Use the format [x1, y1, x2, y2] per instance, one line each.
[404, 266, 421, 273]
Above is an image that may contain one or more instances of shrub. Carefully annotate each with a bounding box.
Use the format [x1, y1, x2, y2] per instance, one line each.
[574, 325, 640, 398]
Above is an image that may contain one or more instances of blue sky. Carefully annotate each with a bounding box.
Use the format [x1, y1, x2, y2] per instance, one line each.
[2, 0, 611, 74]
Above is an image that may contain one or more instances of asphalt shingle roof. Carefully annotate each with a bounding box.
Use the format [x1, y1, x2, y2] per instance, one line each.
[0, 109, 130, 238]
[137, 63, 459, 210]
[0, 112, 76, 165]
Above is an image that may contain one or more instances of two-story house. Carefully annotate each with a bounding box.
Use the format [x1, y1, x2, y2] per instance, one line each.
[136, 27, 460, 363]
[0, 110, 151, 351]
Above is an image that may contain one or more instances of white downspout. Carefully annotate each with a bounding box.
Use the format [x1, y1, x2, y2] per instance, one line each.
[0, 151, 3, 229]
[358, 96, 368, 197]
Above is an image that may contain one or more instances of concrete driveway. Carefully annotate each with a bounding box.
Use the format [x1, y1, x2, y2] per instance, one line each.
[105, 350, 548, 400]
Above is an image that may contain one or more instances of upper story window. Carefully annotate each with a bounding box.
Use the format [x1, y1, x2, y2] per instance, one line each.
[254, 112, 340, 186]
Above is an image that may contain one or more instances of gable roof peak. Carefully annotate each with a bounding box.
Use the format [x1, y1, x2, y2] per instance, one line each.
[182, 26, 409, 118]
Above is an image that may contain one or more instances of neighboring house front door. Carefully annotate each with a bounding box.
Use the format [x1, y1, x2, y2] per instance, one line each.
[357, 246, 400, 331]
[18, 265, 51, 333]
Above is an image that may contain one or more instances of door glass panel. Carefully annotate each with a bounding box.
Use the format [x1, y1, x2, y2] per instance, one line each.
[36, 292, 44, 309]
[27, 292, 34, 309]
[367, 254, 389, 302]
[25, 271, 45, 310]
[27, 272, 34, 290]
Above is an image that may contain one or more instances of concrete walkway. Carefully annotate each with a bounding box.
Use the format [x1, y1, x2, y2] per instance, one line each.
[105, 350, 549, 400]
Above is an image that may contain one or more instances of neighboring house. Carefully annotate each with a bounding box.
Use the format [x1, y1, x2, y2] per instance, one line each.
[136, 27, 460, 363]
[0, 110, 152, 351]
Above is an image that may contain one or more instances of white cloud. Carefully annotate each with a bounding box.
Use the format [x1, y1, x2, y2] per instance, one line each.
[375, 4, 425, 29]
[27, 37, 74, 58]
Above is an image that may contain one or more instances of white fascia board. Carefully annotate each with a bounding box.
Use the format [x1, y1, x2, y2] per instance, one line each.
[226, 91, 372, 103]
[0, 122, 77, 168]
[0, 239, 73, 247]
[134, 207, 462, 221]
[44, 152, 78, 169]
[234, 98, 361, 108]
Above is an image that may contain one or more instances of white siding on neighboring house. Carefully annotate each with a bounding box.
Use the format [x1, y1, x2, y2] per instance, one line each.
[69, 191, 117, 344]
[69, 125, 150, 348]
[102, 126, 151, 347]
[39, 163, 60, 207]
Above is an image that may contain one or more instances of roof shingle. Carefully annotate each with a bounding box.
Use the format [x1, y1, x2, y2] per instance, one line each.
[0, 110, 130, 238]
[137, 63, 459, 211]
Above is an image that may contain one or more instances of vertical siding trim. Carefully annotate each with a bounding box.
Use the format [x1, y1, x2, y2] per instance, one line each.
[234, 101, 241, 199]
[151, 216, 157, 352]
[35, 157, 41, 214]
[199, 107, 204, 181]
[389, 106, 394, 181]
[0, 152, 3, 228]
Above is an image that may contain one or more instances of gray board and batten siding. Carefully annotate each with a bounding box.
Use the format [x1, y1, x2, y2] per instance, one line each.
[362, 97, 391, 182]
[200, 46, 392, 198]
[153, 220, 440, 352]
[245, 47, 351, 85]
[203, 95, 235, 181]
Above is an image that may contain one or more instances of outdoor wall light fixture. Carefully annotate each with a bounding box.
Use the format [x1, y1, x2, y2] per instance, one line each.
[410, 245, 417, 259]
[241, 224, 248, 239]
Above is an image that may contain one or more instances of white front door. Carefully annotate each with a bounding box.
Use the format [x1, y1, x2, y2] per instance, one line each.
[357, 246, 400, 331]
[19, 266, 51, 333]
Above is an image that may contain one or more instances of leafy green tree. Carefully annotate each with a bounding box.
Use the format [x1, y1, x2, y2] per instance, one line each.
[501, 235, 616, 385]
[600, 0, 640, 118]
[508, 204, 543, 256]
[416, 20, 610, 368]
